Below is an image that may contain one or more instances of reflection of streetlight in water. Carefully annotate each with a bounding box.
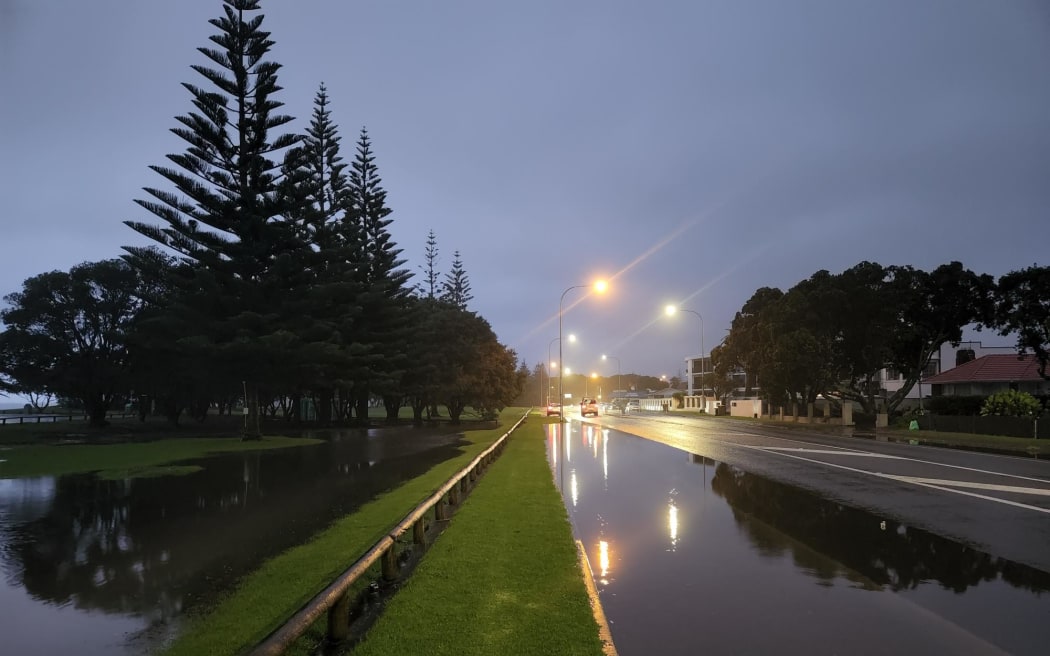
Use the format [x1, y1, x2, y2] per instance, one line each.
[599, 540, 610, 584]
[668, 499, 679, 551]
[601, 430, 609, 483]
[570, 469, 579, 507]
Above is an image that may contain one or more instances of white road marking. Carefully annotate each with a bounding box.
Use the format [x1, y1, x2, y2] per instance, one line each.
[735, 432, 1050, 485]
[884, 475, 1050, 497]
[738, 444, 1050, 515]
[761, 448, 902, 458]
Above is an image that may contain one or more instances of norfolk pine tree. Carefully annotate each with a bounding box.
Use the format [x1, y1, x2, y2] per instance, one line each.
[346, 128, 413, 423]
[441, 250, 473, 310]
[281, 84, 367, 422]
[123, 0, 302, 438]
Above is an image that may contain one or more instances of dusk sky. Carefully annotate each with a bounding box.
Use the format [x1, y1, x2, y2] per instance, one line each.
[2, 0, 1048, 385]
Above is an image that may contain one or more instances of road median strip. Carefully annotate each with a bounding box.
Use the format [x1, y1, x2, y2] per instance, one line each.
[351, 415, 609, 656]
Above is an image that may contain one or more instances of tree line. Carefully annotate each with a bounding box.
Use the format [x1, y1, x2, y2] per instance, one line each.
[710, 261, 1049, 415]
[0, 0, 523, 431]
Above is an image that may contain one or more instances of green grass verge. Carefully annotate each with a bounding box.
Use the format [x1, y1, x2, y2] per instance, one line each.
[161, 409, 528, 656]
[353, 415, 605, 656]
[0, 436, 322, 479]
[880, 429, 1045, 454]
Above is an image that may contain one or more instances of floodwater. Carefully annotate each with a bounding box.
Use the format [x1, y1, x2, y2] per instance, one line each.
[0, 426, 467, 656]
[547, 421, 1050, 656]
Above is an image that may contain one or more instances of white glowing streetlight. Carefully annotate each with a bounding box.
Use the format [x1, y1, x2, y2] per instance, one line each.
[665, 304, 705, 398]
[602, 354, 621, 397]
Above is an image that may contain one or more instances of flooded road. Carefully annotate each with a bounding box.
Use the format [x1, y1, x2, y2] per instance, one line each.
[0, 426, 466, 655]
[547, 420, 1050, 655]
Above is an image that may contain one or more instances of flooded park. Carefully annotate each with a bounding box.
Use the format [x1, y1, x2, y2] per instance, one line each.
[0, 426, 467, 655]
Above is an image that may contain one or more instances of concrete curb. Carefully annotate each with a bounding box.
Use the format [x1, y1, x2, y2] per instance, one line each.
[575, 539, 618, 656]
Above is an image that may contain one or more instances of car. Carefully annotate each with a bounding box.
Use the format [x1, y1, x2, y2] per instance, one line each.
[546, 402, 562, 416]
[625, 399, 641, 412]
[580, 397, 599, 417]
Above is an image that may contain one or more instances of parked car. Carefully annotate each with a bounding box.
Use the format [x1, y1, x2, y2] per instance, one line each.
[546, 402, 562, 416]
[580, 397, 599, 417]
[626, 399, 641, 412]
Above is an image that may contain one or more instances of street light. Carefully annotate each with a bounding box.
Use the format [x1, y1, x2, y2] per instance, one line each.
[602, 354, 621, 397]
[546, 336, 563, 406]
[665, 305, 705, 401]
[547, 334, 577, 406]
[559, 281, 607, 421]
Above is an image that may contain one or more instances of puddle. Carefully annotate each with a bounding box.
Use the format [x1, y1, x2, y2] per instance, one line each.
[547, 421, 1050, 655]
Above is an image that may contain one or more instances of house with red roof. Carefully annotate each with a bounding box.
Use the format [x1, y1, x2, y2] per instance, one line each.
[924, 354, 1047, 398]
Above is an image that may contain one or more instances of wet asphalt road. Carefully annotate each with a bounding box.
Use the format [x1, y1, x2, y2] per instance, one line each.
[585, 411, 1050, 574]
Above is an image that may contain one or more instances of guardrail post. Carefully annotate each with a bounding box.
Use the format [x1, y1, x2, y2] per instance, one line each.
[449, 484, 460, 506]
[382, 546, 399, 581]
[413, 518, 426, 546]
[436, 496, 448, 521]
[460, 477, 468, 493]
[328, 591, 350, 642]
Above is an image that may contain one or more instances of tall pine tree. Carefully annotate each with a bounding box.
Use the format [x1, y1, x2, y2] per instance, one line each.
[281, 83, 366, 423]
[123, 0, 302, 438]
[441, 250, 473, 310]
[346, 128, 413, 422]
[419, 229, 440, 298]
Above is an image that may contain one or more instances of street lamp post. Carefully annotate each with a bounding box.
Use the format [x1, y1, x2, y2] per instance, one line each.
[602, 354, 621, 397]
[665, 305, 705, 405]
[559, 281, 606, 421]
[547, 337, 560, 406]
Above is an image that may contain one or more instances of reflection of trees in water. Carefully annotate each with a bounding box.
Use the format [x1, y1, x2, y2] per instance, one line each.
[708, 462, 1050, 594]
[5, 438, 463, 619]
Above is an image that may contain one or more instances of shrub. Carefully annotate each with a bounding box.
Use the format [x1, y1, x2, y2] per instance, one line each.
[980, 390, 1042, 417]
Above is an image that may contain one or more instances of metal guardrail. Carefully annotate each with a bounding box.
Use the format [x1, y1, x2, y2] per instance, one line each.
[248, 410, 531, 656]
[0, 412, 138, 426]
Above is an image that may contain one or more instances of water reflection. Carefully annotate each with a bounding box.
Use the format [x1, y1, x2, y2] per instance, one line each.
[547, 420, 1050, 655]
[708, 460, 1050, 594]
[0, 428, 466, 654]
[667, 498, 678, 552]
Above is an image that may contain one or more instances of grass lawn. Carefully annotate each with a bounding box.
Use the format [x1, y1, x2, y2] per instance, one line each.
[161, 409, 528, 656]
[0, 436, 323, 479]
[352, 415, 606, 656]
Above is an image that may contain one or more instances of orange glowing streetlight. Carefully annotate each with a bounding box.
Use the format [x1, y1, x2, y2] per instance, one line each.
[558, 280, 608, 415]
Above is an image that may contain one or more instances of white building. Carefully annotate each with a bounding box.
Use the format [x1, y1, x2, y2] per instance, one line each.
[880, 340, 1016, 404]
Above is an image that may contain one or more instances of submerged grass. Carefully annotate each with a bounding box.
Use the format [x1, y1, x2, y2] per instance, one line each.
[353, 415, 605, 656]
[0, 436, 322, 479]
[162, 410, 527, 656]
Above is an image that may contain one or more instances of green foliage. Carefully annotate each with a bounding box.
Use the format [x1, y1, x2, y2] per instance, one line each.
[980, 390, 1042, 417]
[123, 0, 304, 436]
[720, 261, 995, 416]
[996, 265, 1050, 381]
[440, 250, 473, 309]
[0, 259, 143, 427]
[672, 391, 685, 409]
